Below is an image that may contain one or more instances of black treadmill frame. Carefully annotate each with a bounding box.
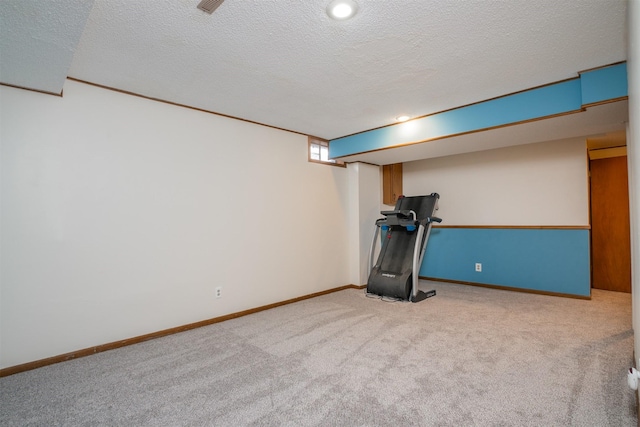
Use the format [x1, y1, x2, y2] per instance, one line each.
[366, 193, 441, 302]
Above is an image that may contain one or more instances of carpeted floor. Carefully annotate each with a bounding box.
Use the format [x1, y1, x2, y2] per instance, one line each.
[1, 281, 636, 426]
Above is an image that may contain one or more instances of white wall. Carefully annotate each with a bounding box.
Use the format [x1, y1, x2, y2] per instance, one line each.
[402, 138, 589, 226]
[0, 80, 351, 368]
[628, 0, 640, 364]
[346, 162, 381, 285]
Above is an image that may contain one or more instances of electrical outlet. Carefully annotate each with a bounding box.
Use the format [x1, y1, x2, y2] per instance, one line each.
[475, 263, 482, 272]
[215, 286, 222, 298]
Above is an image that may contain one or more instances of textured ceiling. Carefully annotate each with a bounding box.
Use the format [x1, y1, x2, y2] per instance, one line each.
[0, 0, 629, 162]
[0, 0, 94, 94]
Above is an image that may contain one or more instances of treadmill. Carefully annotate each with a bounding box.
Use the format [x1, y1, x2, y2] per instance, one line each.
[366, 194, 441, 302]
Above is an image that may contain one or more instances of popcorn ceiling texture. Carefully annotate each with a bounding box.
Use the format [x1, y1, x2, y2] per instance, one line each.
[1, 0, 628, 140]
[0, 0, 94, 94]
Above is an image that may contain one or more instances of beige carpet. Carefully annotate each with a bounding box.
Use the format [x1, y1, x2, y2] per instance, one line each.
[1, 281, 636, 426]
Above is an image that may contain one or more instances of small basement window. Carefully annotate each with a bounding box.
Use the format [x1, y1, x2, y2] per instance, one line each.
[308, 136, 345, 167]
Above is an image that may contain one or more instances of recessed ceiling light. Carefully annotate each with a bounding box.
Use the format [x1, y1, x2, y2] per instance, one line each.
[327, 0, 358, 20]
[396, 115, 410, 122]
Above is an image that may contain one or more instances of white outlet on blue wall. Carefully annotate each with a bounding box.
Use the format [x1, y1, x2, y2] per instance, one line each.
[475, 263, 482, 272]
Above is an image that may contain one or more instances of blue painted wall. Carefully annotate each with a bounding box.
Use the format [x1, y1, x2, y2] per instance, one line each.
[330, 62, 627, 159]
[421, 227, 591, 297]
[581, 62, 628, 105]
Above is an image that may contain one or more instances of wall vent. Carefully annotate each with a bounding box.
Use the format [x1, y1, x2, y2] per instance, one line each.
[197, 0, 224, 14]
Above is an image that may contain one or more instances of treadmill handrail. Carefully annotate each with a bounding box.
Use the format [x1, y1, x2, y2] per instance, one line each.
[368, 224, 381, 274]
[380, 209, 416, 220]
[378, 210, 417, 228]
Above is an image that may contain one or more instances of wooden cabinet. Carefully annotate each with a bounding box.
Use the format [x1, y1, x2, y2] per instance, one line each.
[382, 163, 403, 205]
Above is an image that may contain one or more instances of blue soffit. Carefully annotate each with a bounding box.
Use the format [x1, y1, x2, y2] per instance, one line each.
[329, 62, 627, 159]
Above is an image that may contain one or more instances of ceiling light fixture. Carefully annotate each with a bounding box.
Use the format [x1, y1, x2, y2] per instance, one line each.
[396, 115, 410, 122]
[326, 0, 358, 20]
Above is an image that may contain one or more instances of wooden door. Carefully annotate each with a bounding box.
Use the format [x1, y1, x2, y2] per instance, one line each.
[590, 155, 631, 292]
[382, 163, 403, 205]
